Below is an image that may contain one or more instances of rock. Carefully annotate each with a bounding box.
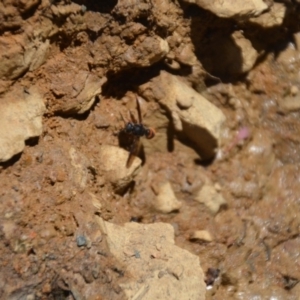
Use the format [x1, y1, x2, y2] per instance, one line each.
[195, 183, 227, 214]
[0, 85, 45, 162]
[0, 34, 50, 80]
[94, 114, 110, 128]
[122, 36, 169, 67]
[153, 181, 182, 213]
[276, 35, 300, 77]
[98, 145, 141, 192]
[89, 192, 102, 212]
[279, 93, 300, 113]
[97, 219, 206, 300]
[249, 3, 286, 27]
[72, 74, 105, 114]
[76, 235, 87, 247]
[232, 31, 258, 74]
[44, 53, 106, 114]
[164, 55, 181, 70]
[234, 129, 275, 193]
[19, 0, 40, 13]
[176, 93, 194, 109]
[245, 130, 275, 174]
[140, 71, 226, 159]
[202, 31, 258, 76]
[189, 230, 213, 242]
[175, 44, 198, 66]
[184, 0, 268, 19]
[39, 225, 57, 240]
[50, 3, 83, 17]
[69, 147, 90, 192]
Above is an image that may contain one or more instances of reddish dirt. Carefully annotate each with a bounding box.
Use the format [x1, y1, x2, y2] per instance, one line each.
[2, 0, 300, 299]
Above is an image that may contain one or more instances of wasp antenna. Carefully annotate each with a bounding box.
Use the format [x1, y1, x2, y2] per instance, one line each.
[136, 95, 143, 124]
[119, 112, 127, 125]
[129, 109, 138, 124]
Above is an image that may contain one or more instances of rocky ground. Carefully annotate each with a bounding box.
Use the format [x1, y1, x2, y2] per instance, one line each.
[1, 0, 300, 299]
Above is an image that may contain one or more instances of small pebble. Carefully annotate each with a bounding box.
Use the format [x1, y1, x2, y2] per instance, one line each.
[290, 85, 298, 96]
[153, 181, 182, 213]
[76, 235, 87, 247]
[189, 230, 213, 242]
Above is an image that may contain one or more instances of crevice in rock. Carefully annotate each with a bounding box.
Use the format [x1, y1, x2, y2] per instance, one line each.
[72, 0, 118, 14]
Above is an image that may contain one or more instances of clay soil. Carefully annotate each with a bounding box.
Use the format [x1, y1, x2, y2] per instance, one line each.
[1, 0, 300, 299]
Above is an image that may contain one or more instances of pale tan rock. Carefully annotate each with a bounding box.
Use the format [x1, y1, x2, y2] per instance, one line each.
[89, 192, 102, 212]
[290, 85, 299, 96]
[164, 58, 181, 70]
[249, 3, 286, 27]
[122, 36, 169, 67]
[176, 93, 194, 109]
[278, 94, 300, 113]
[97, 219, 206, 300]
[98, 145, 141, 192]
[0, 85, 45, 162]
[185, 0, 268, 19]
[50, 3, 83, 17]
[232, 31, 258, 74]
[71, 74, 105, 114]
[48, 60, 106, 114]
[153, 181, 182, 213]
[141, 71, 226, 159]
[0, 34, 50, 80]
[19, 0, 40, 12]
[69, 147, 90, 192]
[294, 32, 300, 51]
[190, 230, 213, 242]
[175, 44, 198, 66]
[195, 184, 227, 214]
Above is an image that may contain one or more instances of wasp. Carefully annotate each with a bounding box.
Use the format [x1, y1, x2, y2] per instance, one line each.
[120, 96, 155, 168]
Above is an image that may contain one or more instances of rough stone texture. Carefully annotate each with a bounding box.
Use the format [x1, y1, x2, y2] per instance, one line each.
[98, 144, 142, 192]
[0, 29, 50, 80]
[184, 0, 268, 19]
[121, 36, 170, 67]
[69, 147, 90, 192]
[153, 181, 182, 213]
[98, 219, 206, 300]
[140, 71, 226, 159]
[249, 2, 286, 27]
[195, 183, 227, 214]
[190, 230, 214, 242]
[231, 31, 258, 74]
[201, 30, 258, 76]
[0, 85, 45, 162]
[1, 0, 300, 299]
[42, 53, 106, 114]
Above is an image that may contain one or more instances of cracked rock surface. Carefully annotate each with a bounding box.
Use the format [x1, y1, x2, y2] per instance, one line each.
[1, 0, 300, 299]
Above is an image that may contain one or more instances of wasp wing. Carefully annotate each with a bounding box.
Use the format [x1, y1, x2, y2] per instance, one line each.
[126, 136, 141, 168]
